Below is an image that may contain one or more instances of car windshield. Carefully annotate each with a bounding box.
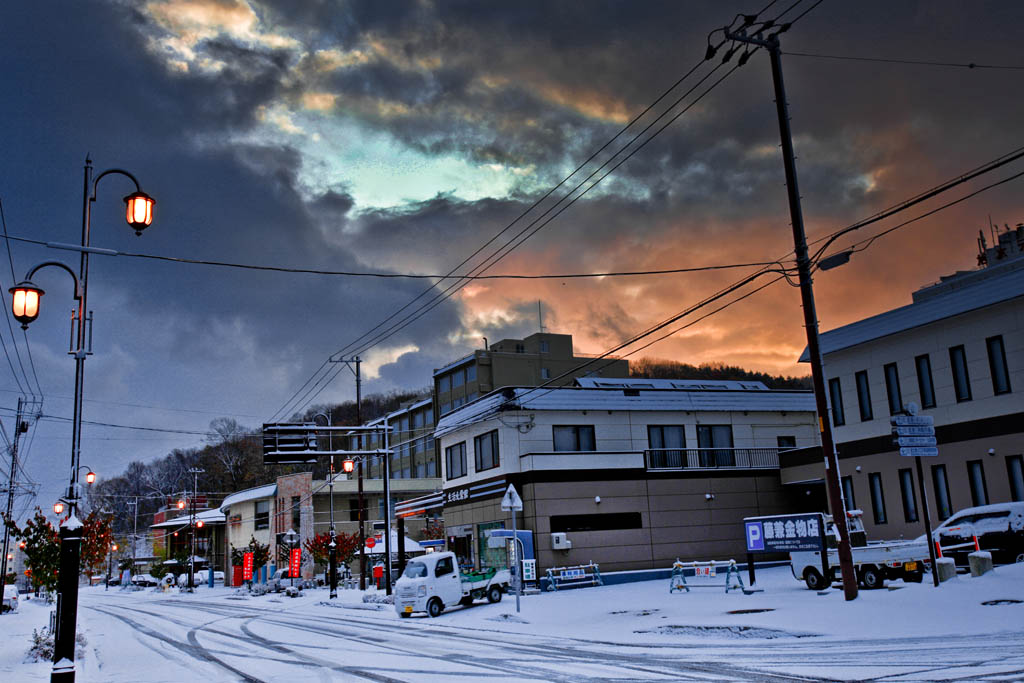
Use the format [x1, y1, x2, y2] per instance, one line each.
[403, 562, 427, 578]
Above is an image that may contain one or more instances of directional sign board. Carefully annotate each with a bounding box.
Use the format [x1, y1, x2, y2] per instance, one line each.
[262, 423, 317, 464]
[500, 484, 523, 511]
[900, 446, 939, 457]
[891, 415, 934, 426]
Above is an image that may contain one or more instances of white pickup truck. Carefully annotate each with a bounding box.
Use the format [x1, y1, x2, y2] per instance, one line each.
[790, 511, 930, 590]
[394, 551, 511, 618]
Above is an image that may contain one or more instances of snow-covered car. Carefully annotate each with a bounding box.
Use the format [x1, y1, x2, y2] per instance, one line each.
[267, 568, 302, 593]
[2, 584, 18, 613]
[194, 570, 225, 585]
[923, 502, 1024, 566]
[131, 573, 159, 587]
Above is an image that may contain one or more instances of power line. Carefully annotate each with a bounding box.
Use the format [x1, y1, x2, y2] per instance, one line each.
[0, 198, 42, 399]
[783, 50, 1024, 71]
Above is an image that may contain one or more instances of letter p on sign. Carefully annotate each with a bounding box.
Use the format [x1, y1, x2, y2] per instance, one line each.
[746, 521, 764, 551]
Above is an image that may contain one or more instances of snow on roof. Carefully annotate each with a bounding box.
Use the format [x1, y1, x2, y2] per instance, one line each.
[150, 507, 226, 529]
[799, 266, 1024, 361]
[576, 377, 769, 391]
[436, 386, 814, 436]
[219, 483, 276, 511]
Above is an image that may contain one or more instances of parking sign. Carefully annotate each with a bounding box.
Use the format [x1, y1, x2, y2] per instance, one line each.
[745, 521, 764, 551]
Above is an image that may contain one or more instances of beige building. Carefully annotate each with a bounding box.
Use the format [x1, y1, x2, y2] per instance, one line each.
[433, 379, 818, 573]
[433, 332, 629, 422]
[782, 228, 1024, 541]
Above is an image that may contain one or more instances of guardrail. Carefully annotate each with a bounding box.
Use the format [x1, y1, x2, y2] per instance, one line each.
[645, 447, 780, 470]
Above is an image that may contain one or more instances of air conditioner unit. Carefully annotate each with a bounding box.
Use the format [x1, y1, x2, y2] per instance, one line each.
[551, 532, 572, 550]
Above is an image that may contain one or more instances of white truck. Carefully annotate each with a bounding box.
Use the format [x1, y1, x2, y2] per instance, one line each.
[790, 511, 930, 590]
[394, 551, 511, 618]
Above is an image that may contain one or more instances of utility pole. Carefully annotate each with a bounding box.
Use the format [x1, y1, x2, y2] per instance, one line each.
[331, 355, 365, 589]
[1, 398, 29, 611]
[187, 468, 204, 590]
[126, 497, 139, 588]
[383, 414, 393, 596]
[725, 26, 858, 600]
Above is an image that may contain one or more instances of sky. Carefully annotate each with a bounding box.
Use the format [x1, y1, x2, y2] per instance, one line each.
[1, 0, 1022, 517]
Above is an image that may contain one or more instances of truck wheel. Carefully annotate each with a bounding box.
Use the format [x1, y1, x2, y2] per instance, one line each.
[859, 566, 883, 590]
[427, 598, 443, 618]
[486, 585, 503, 603]
[905, 570, 923, 583]
[459, 595, 475, 607]
[803, 568, 826, 591]
[1015, 552, 1024, 564]
[399, 612, 411, 618]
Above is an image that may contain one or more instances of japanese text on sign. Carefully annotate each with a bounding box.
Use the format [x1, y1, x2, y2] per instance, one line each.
[242, 552, 253, 580]
[743, 513, 824, 553]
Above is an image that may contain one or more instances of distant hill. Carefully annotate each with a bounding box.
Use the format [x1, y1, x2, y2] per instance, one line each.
[629, 357, 812, 390]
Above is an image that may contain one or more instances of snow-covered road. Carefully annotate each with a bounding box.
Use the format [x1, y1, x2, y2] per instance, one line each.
[4, 564, 1024, 681]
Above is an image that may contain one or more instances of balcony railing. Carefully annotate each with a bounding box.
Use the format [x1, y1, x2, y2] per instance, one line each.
[644, 447, 780, 470]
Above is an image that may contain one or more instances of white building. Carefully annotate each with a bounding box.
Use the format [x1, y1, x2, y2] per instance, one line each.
[433, 379, 817, 573]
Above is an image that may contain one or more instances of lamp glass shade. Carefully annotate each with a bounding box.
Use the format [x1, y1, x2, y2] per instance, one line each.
[53, 502, 64, 514]
[342, 459, 355, 473]
[124, 191, 155, 231]
[177, 500, 186, 509]
[196, 520, 204, 528]
[10, 283, 43, 327]
[85, 471, 96, 484]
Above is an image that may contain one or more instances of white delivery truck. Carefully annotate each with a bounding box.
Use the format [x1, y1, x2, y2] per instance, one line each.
[394, 551, 511, 618]
[790, 510, 931, 590]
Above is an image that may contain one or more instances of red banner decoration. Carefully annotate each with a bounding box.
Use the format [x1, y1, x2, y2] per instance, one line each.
[289, 547, 301, 577]
[242, 552, 254, 580]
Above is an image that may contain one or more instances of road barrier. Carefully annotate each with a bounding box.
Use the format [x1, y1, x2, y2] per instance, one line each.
[935, 535, 979, 558]
[544, 563, 602, 591]
[669, 559, 746, 593]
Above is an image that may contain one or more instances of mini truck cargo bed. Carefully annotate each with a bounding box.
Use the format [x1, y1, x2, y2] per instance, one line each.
[394, 551, 512, 617]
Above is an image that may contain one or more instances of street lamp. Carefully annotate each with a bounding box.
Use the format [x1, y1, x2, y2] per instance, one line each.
[13, 158, 156, 682]
[283, 528, 298, 589]
[313, 412, 338, 599]
[105, 543, 118, 592]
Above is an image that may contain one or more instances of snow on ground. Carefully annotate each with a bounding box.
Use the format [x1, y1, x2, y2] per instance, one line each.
[1, 563, 1022, 681]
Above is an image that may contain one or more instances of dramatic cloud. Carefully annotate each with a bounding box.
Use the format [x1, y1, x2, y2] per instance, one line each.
[1, 0, 1021, 510]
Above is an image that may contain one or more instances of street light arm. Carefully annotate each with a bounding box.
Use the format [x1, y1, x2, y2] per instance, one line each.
[24, 261, 82, 300]
[91, 168, 142, 200]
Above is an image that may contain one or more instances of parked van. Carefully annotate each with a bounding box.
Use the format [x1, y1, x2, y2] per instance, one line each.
[927, 502, 1024, 566]
[2, 584, 19, 613]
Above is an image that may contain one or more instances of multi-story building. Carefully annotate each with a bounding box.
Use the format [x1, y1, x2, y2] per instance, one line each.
[782, 226, 1024, 541]
[432, 378, 817, 573]
[433, 332, 629, 421]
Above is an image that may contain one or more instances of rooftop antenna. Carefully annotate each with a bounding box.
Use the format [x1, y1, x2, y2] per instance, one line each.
[538, 300, 545, 333]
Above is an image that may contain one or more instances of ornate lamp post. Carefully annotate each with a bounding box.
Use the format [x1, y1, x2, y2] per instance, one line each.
[12, 158, 155, 682]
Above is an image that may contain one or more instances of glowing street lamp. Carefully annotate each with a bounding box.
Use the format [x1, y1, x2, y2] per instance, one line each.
[53, 502, 64, 515]
[342, 459, 355, 474]
[13, 158, 157, 682]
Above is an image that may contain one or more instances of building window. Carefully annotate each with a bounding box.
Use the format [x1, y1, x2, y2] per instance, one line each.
[440, 402, 452, 415]
[515, 343, 525, 353]
[884, 363, 902, 415]
[855, 370, 873, 421]
[931, 464, 952, 520]
[986, 335, 1011, 395]
[254, 500, 269, 530]
[438, 374, 451, 393]
[967, 460, 989, 507]
[452, 368, 465, 388]
[776, 435, 796, 450]
[697, 424, 734, 467]
[290, 496, 301, 533]
[445, 442, 467, 480]
[474, 430, 500, 472]
[828, 377, 845, 426]
[648, 425, 685, 468]
[540, 367, 550, 380]
[553, 425, 596, 451]
[540, 340, 550, 353]
[868, 472, 887, 525]
[841, 475, 856, 511]
[949, 345, 972, 402]
[1007, 455, 1024, 502]
[915, 354, 936, 409]
[466, 364, 477, 382]
[898, 468, 918, 523]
